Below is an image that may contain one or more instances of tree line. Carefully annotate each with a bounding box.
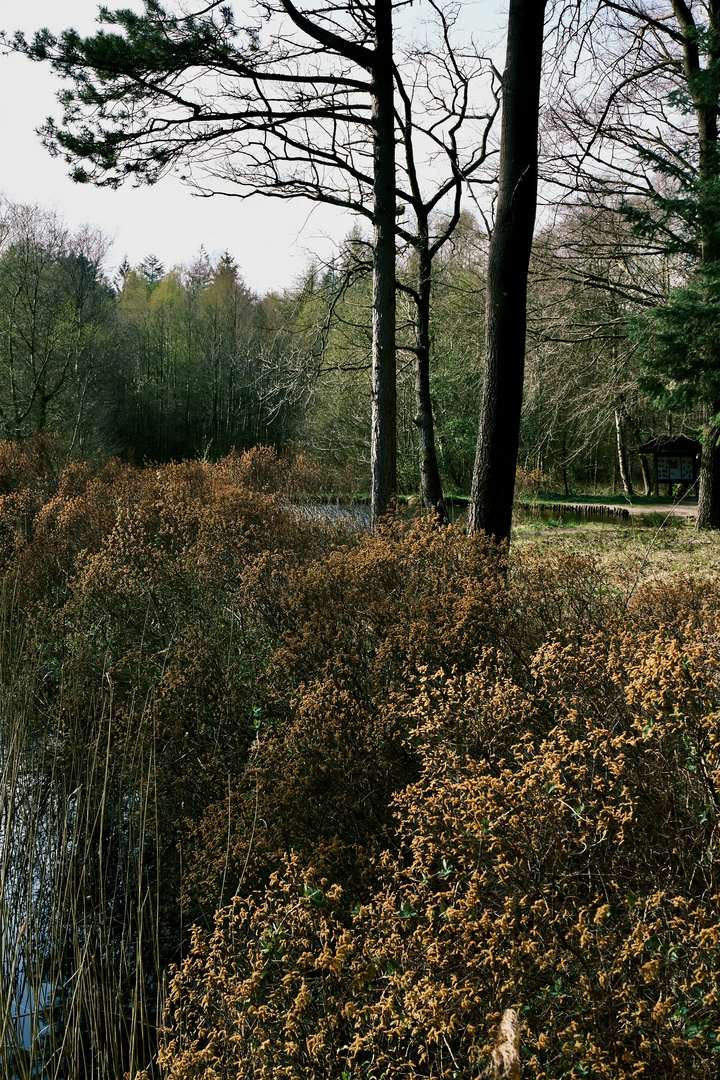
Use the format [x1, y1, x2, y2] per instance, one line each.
[4, 0, 720, 533]
[0, 194, 682, 498]
[0, 203, 305, 461]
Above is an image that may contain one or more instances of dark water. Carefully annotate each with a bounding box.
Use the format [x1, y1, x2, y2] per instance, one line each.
[297, 500, 692, 531]
[298, 503, 372, 528]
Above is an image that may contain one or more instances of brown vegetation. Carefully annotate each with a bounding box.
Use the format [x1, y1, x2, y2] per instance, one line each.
[0, 435, 718, 1078]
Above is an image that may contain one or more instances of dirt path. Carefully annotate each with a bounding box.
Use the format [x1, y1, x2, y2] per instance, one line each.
[624, 501, 697, 519]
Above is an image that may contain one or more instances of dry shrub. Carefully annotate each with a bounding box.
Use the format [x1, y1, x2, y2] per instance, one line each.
[243, 518, 509, 698]
[515, 465, 549, 496]
[0, 443, 326, 608]
[39, 453, 326, 893]
[217, 444, 324, 497]
[0, 431, 68, 565]
[159, 622, 720, 1080]
[181, 522, 509, 909]
[0, 429, 67, 493]
[3, 437, 720, 1078]
[508, 545, 626, 650]
[625, 572, 720, 637]
[181, 674, 418, 914]
[0, 443, 337, 1076]
[298, 450, 367, 496]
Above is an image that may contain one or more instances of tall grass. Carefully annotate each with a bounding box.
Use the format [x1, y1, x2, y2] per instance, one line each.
[0, 580, 164, 1079]
[0, 439, 331, 1079]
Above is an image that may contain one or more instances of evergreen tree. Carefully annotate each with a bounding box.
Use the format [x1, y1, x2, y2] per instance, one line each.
[140, 253, 165, 284]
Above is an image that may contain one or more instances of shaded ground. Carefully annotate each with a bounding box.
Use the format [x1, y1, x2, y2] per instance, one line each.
[624, 500, 697, 518]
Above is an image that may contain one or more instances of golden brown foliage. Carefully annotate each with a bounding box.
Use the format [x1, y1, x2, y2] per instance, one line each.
[515, 465, 549, 496]
[159, 621, 720, 1080]
[2, 438, 719, 1078]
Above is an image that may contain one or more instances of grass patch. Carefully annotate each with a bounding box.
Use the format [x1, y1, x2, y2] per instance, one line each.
[521, 490, 698, 508]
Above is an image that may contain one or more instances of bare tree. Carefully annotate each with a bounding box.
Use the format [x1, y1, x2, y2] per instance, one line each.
[394, 19, 498, 515]
[13, 0, 495, 526]
[468, 0, 548, 541]
[250, 11, 497, 516]
[523, 204, 672, 494]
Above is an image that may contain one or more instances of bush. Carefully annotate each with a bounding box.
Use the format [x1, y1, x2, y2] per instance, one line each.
[158, 619, 720, 1080]
[0, 438, 718, 1078]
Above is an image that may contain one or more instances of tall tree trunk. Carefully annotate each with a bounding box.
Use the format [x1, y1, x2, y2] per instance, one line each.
[697, 405, 720, 528]
[614, 408, 634, 496]
[468, 0, 547, 541]
[414, 243, 448, 520]
[673, 0, 720, 526]
[560, 430, 570, 496]
[279, 0, 397, 530]
[369, 0, 397, 531]
[620, 408, 652, 493]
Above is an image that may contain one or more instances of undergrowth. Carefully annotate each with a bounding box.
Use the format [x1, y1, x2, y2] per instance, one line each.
[0, 434, 717, 1079]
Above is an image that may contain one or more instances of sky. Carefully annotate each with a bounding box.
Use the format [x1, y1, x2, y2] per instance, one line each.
[0, 0, 499, 294]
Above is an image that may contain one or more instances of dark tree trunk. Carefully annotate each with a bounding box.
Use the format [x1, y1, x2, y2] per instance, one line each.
[369, 0, 397, 531]
[561, 430, 570, 496]
[621, 409, 652, 494]
[414, 242, 448, 520]
[468, 0, 547, 541]
[37, 395, 48, 432]
[638, 454, 652, 495]
[673, 0, 720, 526]
[697, 406, 720, 529]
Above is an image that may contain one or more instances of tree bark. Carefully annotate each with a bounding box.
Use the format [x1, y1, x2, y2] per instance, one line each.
[413, 242, 448, 520]
[638, 453, 652, 495]
[468, 0, 547, 541]
[697, 404, 720, 528]
[614, 408, 634, 496]
[561, 434, 570, 497]
[369, 0, 397, 530]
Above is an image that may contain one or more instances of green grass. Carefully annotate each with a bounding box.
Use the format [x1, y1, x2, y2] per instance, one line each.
[521, 490, 698, 507]
[512, 510, 720, 579]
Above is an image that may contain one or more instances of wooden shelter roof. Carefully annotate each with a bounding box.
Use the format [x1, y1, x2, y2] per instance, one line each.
[638, 435, 701, 455]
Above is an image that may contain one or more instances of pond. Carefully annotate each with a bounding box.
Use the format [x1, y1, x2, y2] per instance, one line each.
[297, 499, 692, 531]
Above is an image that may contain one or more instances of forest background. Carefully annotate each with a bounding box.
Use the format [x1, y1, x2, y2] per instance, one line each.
[0, 196, 683, 499]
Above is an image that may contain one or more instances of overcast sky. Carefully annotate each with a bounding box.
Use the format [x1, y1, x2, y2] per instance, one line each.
[1, 0, 498, 294]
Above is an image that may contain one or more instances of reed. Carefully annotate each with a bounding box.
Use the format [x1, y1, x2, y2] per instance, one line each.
[0, 581, 165, 1079]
